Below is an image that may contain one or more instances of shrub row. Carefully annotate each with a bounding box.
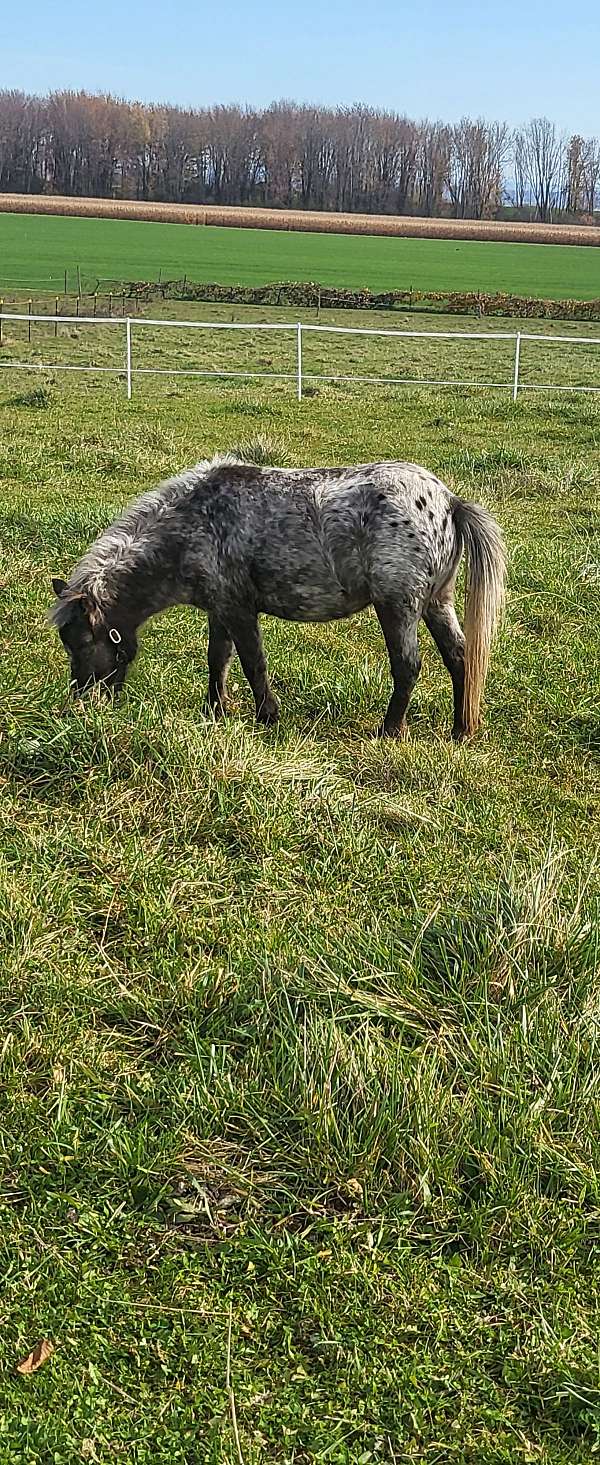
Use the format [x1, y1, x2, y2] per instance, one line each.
[423, 290, 600, 319]
[127, 278, 600, 320]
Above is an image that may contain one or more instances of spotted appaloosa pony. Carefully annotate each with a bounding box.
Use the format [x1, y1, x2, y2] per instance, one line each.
[50, 456, 506, 739]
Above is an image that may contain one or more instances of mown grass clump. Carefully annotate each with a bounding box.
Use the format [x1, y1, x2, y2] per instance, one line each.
[7, 383, 53, 409]
[1, 372, 599, 1462]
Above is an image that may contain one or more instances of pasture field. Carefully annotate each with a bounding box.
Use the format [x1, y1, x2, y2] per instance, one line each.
[2, 207, 600, 299]
[1, 359, 600, 1462]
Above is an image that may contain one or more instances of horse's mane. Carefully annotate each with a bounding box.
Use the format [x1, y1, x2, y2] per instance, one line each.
[49, 454, 236, 626]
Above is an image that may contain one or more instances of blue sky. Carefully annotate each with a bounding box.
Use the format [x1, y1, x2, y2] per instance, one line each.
[4, 0, 598, 133]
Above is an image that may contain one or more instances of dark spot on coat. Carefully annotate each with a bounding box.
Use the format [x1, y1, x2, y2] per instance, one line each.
[416, 496, 426, 510]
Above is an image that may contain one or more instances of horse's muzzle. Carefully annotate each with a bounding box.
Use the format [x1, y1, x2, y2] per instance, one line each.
[71, 677, 118, 701]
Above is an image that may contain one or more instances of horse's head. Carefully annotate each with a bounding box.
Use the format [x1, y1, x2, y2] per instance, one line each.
[50, 578, 137, 697]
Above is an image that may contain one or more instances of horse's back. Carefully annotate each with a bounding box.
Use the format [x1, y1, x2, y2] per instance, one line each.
[187, 458, 458, 622]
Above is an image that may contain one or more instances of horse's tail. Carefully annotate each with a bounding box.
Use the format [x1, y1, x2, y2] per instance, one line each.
[451, 497, 506, 735]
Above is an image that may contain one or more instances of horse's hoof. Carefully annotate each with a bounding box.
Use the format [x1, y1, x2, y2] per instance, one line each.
[376, 722, 409, 740]
[452, 724, 473, 743]
[257, 702, 280, 727]
[203, 698, 228, 720]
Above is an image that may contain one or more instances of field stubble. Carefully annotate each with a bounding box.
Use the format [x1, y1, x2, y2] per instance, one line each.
[3, 191, 600, 245]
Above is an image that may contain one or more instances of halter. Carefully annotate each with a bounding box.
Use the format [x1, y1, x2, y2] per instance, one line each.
[108, 627, 122, 645]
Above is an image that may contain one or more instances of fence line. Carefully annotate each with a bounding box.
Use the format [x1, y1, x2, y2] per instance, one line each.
[0, 309, 599, 401]
[300, 322, 517, 341]
[134, 368, 296, 380]
[0, 310, 124, 327]
[0, 361, 125, 375]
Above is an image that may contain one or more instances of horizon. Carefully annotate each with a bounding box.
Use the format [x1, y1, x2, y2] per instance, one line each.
[5, 0, 599, 136]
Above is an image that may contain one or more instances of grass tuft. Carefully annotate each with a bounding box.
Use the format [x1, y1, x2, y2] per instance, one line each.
[228, 430, 291, 465]
[8, 383, 53, 409]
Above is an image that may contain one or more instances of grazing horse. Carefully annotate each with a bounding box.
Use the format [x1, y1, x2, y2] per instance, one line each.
[50, 455, 506, 739]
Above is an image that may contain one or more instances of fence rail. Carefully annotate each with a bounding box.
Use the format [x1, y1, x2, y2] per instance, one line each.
[0, 310, 599, 403]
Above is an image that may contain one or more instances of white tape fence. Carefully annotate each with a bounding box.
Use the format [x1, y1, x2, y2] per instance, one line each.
[1, 309, 600, 401]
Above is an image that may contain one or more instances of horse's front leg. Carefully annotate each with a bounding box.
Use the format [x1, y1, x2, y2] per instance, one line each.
[374, 599, 421, 738]
[227, 611, 280, 726]
[206, 616, 234, 716]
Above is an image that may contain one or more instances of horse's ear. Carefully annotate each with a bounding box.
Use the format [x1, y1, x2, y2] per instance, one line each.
[52, 577, 69, 598]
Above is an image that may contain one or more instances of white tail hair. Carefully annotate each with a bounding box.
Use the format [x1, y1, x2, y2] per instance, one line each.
[452, 498, 506, 735]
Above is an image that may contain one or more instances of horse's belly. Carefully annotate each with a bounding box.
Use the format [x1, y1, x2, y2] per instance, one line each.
[259, 587, 370, 622]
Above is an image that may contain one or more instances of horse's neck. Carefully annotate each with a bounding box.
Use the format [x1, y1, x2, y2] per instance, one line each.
[90, 502, 187, 629]
[123, 578, 177, 630]
[108, 551, 179, 631]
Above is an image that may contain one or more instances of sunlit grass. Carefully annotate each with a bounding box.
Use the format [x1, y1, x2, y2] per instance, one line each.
[1, 370, 599, 1462]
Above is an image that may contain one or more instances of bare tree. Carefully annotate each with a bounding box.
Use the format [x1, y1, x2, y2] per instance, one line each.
[447, 118, 509, 218]
[0, 91, 45, 193]
[521, 117, 565, 222]
[563, 136, 586, 215]
[297, 107, 338, 209]
[581, 136, 600, 216]
[395, 116, 419, 213]
[260, 102, 298, 206]
[339, 106, 373, 211]
[415, 122, 450, 216]
[512, 128, 528, 212]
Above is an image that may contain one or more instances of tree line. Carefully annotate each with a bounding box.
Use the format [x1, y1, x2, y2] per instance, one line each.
[1, 90, 599, 222]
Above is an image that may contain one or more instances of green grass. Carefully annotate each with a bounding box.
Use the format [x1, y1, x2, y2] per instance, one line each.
[1, 362, 600, 1462]
[3, 209, 600, 299]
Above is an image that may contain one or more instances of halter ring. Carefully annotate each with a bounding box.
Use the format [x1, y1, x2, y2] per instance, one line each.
[109, 627, 122, 645]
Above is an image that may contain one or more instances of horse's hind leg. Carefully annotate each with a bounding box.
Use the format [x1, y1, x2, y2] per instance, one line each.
[424, 597, 466, 740]
[228, 612, 280, 726]
[374, 600, 421, 738]
[207, 617, 234, 716]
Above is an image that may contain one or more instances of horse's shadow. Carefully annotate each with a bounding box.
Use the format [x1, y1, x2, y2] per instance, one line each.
[0, 716, 135, 810]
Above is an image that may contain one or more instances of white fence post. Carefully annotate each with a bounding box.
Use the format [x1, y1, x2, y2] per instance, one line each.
[512, 331, 521, 402]
[125, 317, 132, 400]
[296, 321, 303, 401]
